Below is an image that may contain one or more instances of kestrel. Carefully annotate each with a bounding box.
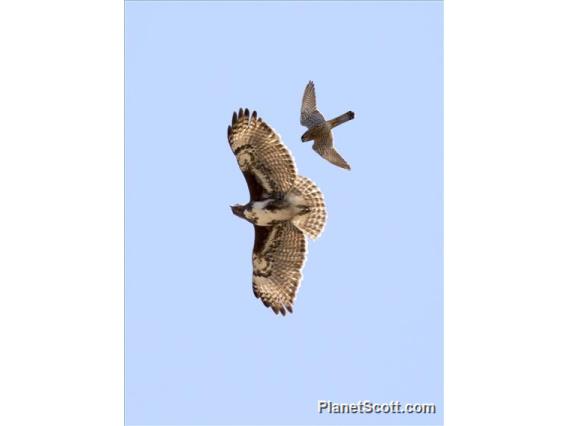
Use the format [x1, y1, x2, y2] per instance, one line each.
[228, 108, 327, 315]
[300, 80, 355, 170]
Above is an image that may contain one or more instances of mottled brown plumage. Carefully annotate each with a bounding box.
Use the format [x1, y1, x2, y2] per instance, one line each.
[228, 108, 327, 315]
[300, 80, 355, 170]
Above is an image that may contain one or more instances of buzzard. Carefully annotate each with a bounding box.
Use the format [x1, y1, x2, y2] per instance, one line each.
[228, 108, 327, 315]
[300, 80, 355, 170]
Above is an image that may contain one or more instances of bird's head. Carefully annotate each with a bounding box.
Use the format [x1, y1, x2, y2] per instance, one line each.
[230, 204, 246, 219]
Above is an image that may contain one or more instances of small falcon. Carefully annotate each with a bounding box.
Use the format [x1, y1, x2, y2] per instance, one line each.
[228, 108, 327, 315]
[300, 80, 355, 170]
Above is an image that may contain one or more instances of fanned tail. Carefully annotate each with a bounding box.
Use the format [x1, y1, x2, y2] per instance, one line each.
[291, 176, 327, 239]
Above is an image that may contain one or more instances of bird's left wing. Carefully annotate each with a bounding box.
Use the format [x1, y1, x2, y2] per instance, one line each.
[252, 222, 307, 315]
[228, 108, 298, 199]
[300, 80, 326, 128]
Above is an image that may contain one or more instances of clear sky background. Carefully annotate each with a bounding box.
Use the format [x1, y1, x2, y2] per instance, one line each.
[126, 1, 442, 425]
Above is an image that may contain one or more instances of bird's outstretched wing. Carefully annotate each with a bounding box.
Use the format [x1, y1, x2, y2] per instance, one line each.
[228, 108, 297, 200]
[300, 81, 326, 128]
[313, 136, 351, 170]
[252, 222, 307, 315]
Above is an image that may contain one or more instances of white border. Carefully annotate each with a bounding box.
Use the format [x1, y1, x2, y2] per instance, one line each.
[0, 1, 123, 425]
[446, 0, 568, 425]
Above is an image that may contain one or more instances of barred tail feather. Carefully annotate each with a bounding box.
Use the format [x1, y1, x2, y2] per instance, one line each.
[291, 176, 327, 239]
[327, 111, 355, 128]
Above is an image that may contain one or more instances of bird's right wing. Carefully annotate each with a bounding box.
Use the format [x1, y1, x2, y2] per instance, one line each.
[300, 80, 326, 128]
[252, 222, 307, 315]
[228, 108, 298, 199]
[313, 137, 351, 170]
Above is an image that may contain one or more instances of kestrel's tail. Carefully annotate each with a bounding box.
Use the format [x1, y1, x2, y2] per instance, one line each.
[291, 176, 327, 240]
[327, 111, 355, 128]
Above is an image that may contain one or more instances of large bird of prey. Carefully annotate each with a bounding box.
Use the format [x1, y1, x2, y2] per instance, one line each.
[228, 108, 327, 315]
[300, 80, 355, 170]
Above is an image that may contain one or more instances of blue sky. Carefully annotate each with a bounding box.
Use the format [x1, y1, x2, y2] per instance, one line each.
[126, 1, 442, 425]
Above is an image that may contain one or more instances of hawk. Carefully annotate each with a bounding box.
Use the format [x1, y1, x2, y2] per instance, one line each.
[300, 80, 355, 170]
[228, 108, 327, 315]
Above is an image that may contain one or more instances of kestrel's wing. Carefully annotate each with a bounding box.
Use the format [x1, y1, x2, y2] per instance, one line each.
[313, 135, 351, 170]
[300, 80, 326, 128]
[252, 222, 307, 315]
[228, 108, 297, 200]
